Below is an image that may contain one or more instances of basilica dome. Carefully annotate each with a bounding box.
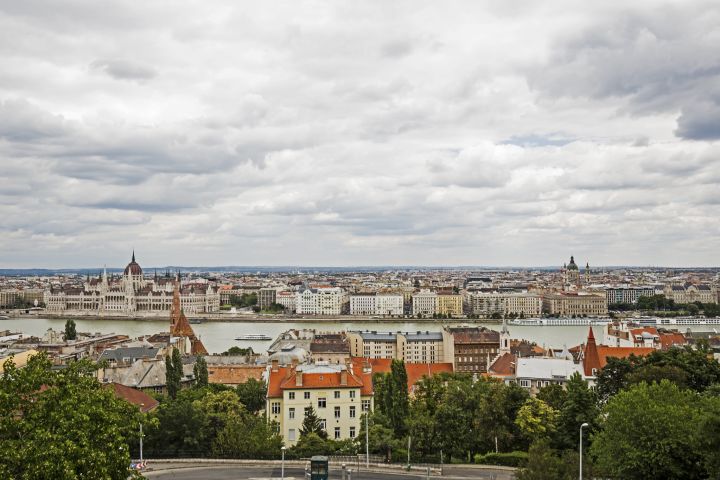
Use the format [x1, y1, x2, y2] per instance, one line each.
[567, 256, 579, 270]
[124, 251, 143, 276]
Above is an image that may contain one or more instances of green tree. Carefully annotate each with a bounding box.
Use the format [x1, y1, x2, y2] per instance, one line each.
[300, 404, 327, 439]
[214, 413, 283, 459]
[291, 432, 331, 458]
[165, 348, 183, 400]
[555, 373, 598, 451]
[143, 388, 210, 458]
[193, 355, 209, 388]
[536, 383, 567, 410]
[63, 318, 77, 341]
[591, 381, 709, 480]
[515, 398, 558, 442]
[0, 353, 141, 479]
[221, 346, 254, 356]
[516, 440, 565, 480]
[358, 412, 402, 462]
[236, 378, 267, 414]
[595, 356, 634, 402]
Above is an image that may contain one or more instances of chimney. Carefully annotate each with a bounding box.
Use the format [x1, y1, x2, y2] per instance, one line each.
[295, 370, 303, 387]
[271, 359, 279, 373]
[340, 367, 348, 386]
[291, 358, 299, 368]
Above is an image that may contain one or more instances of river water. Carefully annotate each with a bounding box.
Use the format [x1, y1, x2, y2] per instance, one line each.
[1, 317, 710, 354]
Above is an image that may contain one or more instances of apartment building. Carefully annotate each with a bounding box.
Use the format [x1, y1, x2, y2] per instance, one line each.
[266, 362, 373, 446]
[605, 287, 655, 305]
[465, 292, 542, 317]
[275, 291, 297, 313]
[349, 294, 376, 315]
[437, 294, 463, 317]
[375, 294, 404, 316]
[542, 292, 608, 317]
[296, 288, 348, 315]
[258, 288, 278, 309]
[347, 330, 452, 363]
[443, 326, 502, 373]
[412, 290, 437, 316]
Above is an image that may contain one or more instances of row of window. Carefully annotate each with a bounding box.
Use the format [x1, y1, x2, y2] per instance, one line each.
[271, 399, 371, 416]
[287, 426, 356, 442]
[287, 390, 357, 401]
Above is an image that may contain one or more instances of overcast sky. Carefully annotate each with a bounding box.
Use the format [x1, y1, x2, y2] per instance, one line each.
[1, 1, 719, 268]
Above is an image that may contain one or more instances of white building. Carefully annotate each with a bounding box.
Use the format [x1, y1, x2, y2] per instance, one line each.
[349, 294, 376, 315]
[275, 291, 297, 313]
[296, 288, 348, 315]
[412, 290, 437, 316]
[375, 294, 404, 316]
[605, 287, 655, 305]
[349, 294, 404, 316]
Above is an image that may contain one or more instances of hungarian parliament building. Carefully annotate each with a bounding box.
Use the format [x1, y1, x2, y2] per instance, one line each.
[44, 253, 220, 314]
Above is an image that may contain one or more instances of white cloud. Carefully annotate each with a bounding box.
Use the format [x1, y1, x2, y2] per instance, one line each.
[0, 0, 718, 267]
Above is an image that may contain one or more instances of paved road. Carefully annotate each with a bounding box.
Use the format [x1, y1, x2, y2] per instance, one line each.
[144, 465, 514, 480]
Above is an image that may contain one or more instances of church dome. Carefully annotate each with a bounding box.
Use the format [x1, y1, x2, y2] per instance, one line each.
[567, 256, 579, 270]
[124, 251, 143, 276]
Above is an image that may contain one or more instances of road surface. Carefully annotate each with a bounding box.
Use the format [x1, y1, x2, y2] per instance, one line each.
[144, 464, 514, 480]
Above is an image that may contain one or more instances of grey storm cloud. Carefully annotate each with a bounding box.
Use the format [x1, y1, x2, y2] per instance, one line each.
[0, 0, 718, 267]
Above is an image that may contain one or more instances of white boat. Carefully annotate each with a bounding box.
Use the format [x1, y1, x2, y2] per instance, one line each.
[235, 334, 272, 341]
[509, 317, 613, 327]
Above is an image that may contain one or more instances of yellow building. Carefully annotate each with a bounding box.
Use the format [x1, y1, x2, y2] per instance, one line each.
[437, 294, 463, 317]
[542, 292, 608, 317]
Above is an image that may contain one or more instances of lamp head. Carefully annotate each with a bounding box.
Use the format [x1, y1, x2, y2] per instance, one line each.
[581, 422, 589, 428]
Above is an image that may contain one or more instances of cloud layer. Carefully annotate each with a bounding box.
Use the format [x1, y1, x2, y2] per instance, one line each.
[0, 0, 718, 268]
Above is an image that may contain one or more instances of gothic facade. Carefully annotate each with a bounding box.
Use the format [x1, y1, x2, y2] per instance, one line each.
[44, 253, 220, 314]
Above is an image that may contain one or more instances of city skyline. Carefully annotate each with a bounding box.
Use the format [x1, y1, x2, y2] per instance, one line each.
[1, 1, 719, 268]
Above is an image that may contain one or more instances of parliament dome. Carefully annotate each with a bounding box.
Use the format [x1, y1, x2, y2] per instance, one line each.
[124, 251, 143, 276]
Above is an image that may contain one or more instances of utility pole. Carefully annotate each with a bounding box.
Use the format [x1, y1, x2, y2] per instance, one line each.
[407, 436, 411, 468]
[579, 423, 589, 480]
[365, 411, 369, 469]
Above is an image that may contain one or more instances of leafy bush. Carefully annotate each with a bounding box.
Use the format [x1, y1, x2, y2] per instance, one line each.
[474, 451, 528, 467]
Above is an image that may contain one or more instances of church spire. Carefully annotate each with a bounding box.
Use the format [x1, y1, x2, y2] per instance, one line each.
[132, 249, 136, 263]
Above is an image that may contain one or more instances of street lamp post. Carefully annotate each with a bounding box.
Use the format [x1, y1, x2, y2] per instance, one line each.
[281, 446, 286, 480]
[579, 423, 589, 480]
[365, 411, 369, 469]
[139, 403, 144, 466]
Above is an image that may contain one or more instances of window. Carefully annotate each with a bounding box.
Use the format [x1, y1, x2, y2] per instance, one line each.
[304, 407, 311, 417]
[349, 406, 356, 418]
[289, 392, 295, 400]
[334, 390, 341, 399]
[320, 420, 326, 431]
[289, 408, 295, 419]
[271, 402, 280, 414]
[318, 397, 326, 408]
[334, 406, 341, 418]
[304, 391, 311, 400]
[349, 427, 356, 438]
[349, 390, 356, 399]
[361, 400, 370, 412]
[519, 380, 530, 388]
[334, 427, 341, 439]
[288, 429, 296, 441]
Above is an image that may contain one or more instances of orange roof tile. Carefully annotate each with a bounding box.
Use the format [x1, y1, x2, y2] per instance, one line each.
[208, 365, 265, 386]
[103, 382, 159, 412]
[488, 352, 516, 377]
[596, 346, 655, 369]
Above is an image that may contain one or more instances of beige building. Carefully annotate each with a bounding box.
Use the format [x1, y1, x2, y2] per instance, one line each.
[466, 292, 542, 317]
[266, 362, 373, 446]
[437, 294, 463, 317]
[347, 330, 452, 363]
[258, 288, 278, 310]
[542, 292, 608, 316]
[664, 284, 717, 304]
[412, 290, 437, 316]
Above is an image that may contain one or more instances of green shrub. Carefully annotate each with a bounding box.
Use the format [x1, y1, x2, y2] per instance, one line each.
[474, 451, 528, 467]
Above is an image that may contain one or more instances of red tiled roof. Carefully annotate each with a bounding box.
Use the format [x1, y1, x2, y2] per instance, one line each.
[268, 365, 369, 398]
[103, 382, 159, 412]
[659, 333, 686, 350]
[596, 346, 655, 369]
[351, 357, 453, 393]
[488, 352, 516, 377]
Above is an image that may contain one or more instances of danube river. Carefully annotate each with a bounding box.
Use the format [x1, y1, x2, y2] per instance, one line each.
[0, 316, 615, 353]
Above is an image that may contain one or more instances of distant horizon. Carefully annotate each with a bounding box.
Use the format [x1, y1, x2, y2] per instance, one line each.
[2, 264, 719, 275]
